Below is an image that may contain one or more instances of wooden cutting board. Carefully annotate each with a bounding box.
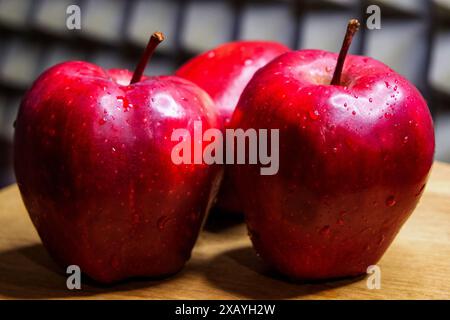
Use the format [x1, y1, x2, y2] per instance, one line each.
[0, 162, 449, 300]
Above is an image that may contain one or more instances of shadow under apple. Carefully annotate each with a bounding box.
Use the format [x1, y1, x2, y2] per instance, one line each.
[0, 244, 178, 299]
[203, 207, 244, 233]
[204, 245, 365, 299]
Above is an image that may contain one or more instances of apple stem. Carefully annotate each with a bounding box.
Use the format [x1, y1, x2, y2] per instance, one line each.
[130, 32, 165, 85]
[330, 19, 360, 86]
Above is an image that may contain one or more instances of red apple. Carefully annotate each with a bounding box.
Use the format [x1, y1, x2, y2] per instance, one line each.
[177, 41, 289, 214]
[230, 20, 435, 279]
[14, 33, 221, 283]
[176, 41, 289, 126]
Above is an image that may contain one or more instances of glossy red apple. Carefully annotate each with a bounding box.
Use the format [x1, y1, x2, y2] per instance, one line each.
[230, 20, 435, 279]
[14, 33, 221, 283]
[176, 41, 289, 126]
[177, 41, 289, 214]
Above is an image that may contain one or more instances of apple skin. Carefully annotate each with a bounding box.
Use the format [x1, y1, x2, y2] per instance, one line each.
[14, 61, 221, 283]
[177, 41, 289, 214]
[230, 50, 435, 279]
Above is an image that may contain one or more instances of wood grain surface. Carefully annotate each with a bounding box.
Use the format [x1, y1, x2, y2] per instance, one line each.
[0, 162, 449, 300]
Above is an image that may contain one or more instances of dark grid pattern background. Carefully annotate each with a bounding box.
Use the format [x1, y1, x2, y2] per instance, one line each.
[1, 0, 450, 187]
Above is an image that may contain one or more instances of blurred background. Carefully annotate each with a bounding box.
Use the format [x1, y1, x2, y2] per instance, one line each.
[0, 0, 449, 187]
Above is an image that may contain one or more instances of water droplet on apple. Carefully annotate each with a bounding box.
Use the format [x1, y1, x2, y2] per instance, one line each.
[352, 111, 356, 115]
[207, 51, 215, 58]
[385, 81, 390, 88]
[157, 215, 170, 230]
[309, 110, 319, 120]
[118, 96, 133, 111]
[403, 136, 409, 143]
[369, 98, 373, 103]
[98, 117, 107, 125]
[385, 195, 396, 207]
[244, 59, 253, 66]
